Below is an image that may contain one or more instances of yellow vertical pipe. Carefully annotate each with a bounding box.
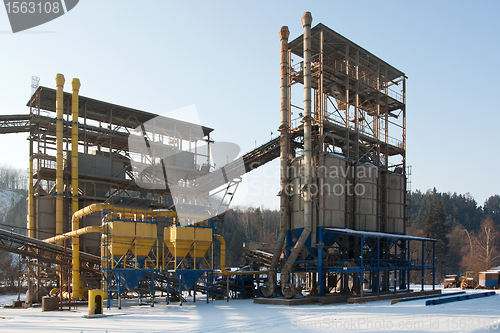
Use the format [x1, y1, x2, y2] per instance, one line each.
[71, 78, 81, 299]
[55, 74, 65, 246]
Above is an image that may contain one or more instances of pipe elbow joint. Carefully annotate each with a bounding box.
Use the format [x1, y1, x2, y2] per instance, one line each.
[282, 283, 296, 299]
[260, 282, 275, 298]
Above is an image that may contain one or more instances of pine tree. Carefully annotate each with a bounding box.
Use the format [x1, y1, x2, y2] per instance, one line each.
[227, 229, 244, 266]
[424, 199, 450, 275]
[251, 207, 264, 240]
[484, 195, 500, 227]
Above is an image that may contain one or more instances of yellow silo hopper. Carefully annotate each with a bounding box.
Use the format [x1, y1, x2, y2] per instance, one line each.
[132, 222, 157, 267]
[105, 220, 135, 261]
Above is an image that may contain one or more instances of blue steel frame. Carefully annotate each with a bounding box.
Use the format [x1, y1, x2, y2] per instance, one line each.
[285, 226, 437, 296]
[161, 218, 216, 305]
[100, 206, 160, 309]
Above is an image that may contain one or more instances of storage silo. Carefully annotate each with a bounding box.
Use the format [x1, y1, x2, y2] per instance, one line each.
[323, 154, 346, 228]
[290, 154, 346, 229]
[355, 163, 378, 231]
[35, 196, 69, 240]
[387, 172, 405, 234]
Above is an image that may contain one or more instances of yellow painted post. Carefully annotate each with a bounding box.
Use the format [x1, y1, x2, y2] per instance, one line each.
[88, 290, 103, 315]
[55, 73, 65, 245]
[71, 78, 81, 299]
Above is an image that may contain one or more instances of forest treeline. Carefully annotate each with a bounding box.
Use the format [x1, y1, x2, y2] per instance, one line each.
[0, 165, 27, 190]
[225, 189, 500, 282]
[0, 166, 27, 289]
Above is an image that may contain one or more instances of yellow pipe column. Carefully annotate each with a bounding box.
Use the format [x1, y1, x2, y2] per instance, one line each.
[71, 78, 81, 299]
[55, 73, 65, 246]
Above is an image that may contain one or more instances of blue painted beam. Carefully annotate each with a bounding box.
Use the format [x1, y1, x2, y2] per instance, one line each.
[425, 292, 496, 306]
[391, 291, 465, 305]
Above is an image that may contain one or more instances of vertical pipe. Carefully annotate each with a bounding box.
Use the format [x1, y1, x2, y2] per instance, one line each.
[280, 12, 313, 299]
[318, 29, 324, 231]
[302, 12, 313, 238]
[261, 26, 290, 298]
[354, 50, 360, 230]
[344, 45, 350, 229]
[71, 78, 81, 300]
[55, 73, 65, 246]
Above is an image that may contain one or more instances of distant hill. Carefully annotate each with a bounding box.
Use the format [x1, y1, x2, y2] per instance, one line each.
[0, 187, 26, 233]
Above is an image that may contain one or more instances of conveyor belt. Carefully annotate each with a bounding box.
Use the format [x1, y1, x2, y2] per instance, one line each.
[0, 114, 32, 134]
[190, 137, 301, 193]
[0, 229, 101, 275]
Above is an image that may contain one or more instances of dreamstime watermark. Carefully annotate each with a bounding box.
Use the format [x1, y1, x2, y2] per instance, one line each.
[3, 0, 79, 33]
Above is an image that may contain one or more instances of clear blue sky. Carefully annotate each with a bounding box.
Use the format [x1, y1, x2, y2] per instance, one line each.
[0, 0, 498, 209]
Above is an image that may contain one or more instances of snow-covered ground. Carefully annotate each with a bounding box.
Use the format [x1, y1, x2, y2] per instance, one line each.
[1, 286, 499, 333]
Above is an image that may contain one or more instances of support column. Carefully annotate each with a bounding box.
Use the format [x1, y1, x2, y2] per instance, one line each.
[28, 144, 34, 238]
[71, 78, 81, 300]
[344, 44, 351, 229]
[421, 241, 425, 291]
[402, 77, 407, 234]
[318, 226, 325, 296]
[376, 238, 380, 295]
[280, 12, 313, 299]
[318, 29, 325, 233]
[394, 240, 397, 293]
[360, 236, 364, 297]
[262, 25, 290, 298]
[55, 74, 65, 245]
[407, 240, 411, 291]
[432, 242, 435, 290]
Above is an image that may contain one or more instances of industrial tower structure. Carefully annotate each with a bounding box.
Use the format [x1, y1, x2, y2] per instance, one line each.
[262, 13, 436, 299]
